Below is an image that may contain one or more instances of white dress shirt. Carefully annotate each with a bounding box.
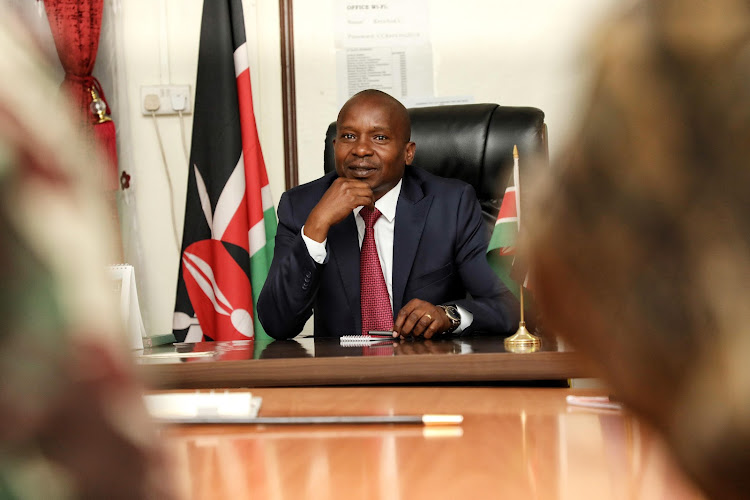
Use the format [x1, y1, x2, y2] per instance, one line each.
[301, 180, 472, 332]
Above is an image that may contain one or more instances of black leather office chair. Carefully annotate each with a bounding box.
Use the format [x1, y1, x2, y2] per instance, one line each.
[323, 103, 548, 233]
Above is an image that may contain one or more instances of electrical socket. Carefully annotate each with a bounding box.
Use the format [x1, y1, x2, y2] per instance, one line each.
[140, 85, 192, 116]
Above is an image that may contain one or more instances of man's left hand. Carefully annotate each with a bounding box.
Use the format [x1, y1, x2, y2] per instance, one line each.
[393, 299, 451, 339]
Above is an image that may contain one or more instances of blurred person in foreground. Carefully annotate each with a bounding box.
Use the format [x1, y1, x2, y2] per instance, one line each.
[0, 10, 174, 500]
[526, 0, 750, 498]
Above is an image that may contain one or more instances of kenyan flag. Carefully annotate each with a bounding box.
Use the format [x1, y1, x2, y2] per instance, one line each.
[487, 145, 526, 298]
[173, 0, 276, 344]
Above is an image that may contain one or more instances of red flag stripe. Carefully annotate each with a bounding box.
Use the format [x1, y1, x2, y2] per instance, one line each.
[497, 186, 517, 221]
[235, 50, 267, 229]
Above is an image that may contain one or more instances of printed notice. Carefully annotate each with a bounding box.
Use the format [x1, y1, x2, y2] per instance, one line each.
[335, 0, 434, 105]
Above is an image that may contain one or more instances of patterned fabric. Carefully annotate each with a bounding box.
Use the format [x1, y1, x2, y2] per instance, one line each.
[0, 11, 169, 499]
[525, 0, 750, 498]
[360, 207, 393, 333]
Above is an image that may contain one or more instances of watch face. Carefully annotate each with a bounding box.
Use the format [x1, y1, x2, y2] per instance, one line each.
[444, 305, 460, 325]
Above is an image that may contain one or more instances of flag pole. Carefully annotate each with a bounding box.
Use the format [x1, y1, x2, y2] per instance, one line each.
[504, 145, 541, 353]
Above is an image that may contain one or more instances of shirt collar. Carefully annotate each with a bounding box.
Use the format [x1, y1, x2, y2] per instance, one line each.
[354, 179, 402, 222]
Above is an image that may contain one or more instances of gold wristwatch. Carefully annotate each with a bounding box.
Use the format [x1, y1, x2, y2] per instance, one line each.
[437, 304, 461, 334]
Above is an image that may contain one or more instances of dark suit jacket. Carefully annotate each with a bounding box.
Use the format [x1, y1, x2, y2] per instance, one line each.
[257, 165, 519, 339]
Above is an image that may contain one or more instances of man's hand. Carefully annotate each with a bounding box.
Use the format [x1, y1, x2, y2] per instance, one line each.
[393, 298, 452, 339]
[304, 178, 374, 242]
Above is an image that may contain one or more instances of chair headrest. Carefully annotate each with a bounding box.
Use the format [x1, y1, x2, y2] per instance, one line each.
[323, 103, 547, 225]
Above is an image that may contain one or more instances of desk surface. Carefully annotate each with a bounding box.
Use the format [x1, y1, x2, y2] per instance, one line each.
[137, 336, 595, 389]
[159, 387, 705, 500]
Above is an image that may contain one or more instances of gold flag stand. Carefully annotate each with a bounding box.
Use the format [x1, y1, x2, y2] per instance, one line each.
[504, 286, 541, 353]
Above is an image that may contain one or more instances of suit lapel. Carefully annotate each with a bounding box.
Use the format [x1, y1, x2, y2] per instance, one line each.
[392, 169, 433, 313]
[327, 212, 362, 333]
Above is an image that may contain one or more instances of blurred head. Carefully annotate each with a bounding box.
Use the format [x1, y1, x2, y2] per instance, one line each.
[526, 0, 750, 498]
[334, 89, 415, 200]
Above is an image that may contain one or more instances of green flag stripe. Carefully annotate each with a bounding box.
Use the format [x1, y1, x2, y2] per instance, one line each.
[488, 253, 521, 299]
[249, 206, 277, 340]
[488, 220, 518, 252]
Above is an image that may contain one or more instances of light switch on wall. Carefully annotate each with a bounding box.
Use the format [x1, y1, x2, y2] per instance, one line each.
[140, 85, 192, 115]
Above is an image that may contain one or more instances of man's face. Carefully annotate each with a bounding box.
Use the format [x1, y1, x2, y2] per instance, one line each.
[333, 96, 415, 200]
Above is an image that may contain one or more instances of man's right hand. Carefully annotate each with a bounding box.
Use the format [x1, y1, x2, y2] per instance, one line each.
[304, 177, 374, 242]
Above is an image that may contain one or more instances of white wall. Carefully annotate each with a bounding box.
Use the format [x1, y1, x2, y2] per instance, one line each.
[117, 0, 621, 336]
[293, 0, 623, 182]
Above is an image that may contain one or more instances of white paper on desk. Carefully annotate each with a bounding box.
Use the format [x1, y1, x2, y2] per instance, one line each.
[145, 392, 262, 421]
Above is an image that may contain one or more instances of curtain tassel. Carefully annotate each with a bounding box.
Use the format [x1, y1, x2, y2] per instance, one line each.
[89, 86, 118, 191]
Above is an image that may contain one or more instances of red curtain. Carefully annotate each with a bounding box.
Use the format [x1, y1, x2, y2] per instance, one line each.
[44, 0, 118, 191]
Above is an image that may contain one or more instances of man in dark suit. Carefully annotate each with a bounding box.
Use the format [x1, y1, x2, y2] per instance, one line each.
[258, 89, 518, 339]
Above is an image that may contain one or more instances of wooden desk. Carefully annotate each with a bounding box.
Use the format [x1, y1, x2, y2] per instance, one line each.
[159, 387, 705, 500]
[137, 336, 595, 389]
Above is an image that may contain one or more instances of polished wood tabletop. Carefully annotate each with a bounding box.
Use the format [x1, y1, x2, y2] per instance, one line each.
[137, 336, 595, 389]
[159, 387, 705, 500]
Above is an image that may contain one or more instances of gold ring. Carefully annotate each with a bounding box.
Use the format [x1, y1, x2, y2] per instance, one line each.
[424, 314, 432, 321]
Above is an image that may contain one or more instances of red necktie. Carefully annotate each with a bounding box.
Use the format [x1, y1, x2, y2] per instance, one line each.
[360, 207, 393, 333]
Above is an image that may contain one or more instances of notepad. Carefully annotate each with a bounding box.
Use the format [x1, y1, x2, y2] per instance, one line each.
[340, 335, 394, 347]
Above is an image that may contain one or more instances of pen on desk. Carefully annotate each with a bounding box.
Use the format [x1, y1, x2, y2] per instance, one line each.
[157, 414, 464, 426]
[367, 331, 396, 338]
